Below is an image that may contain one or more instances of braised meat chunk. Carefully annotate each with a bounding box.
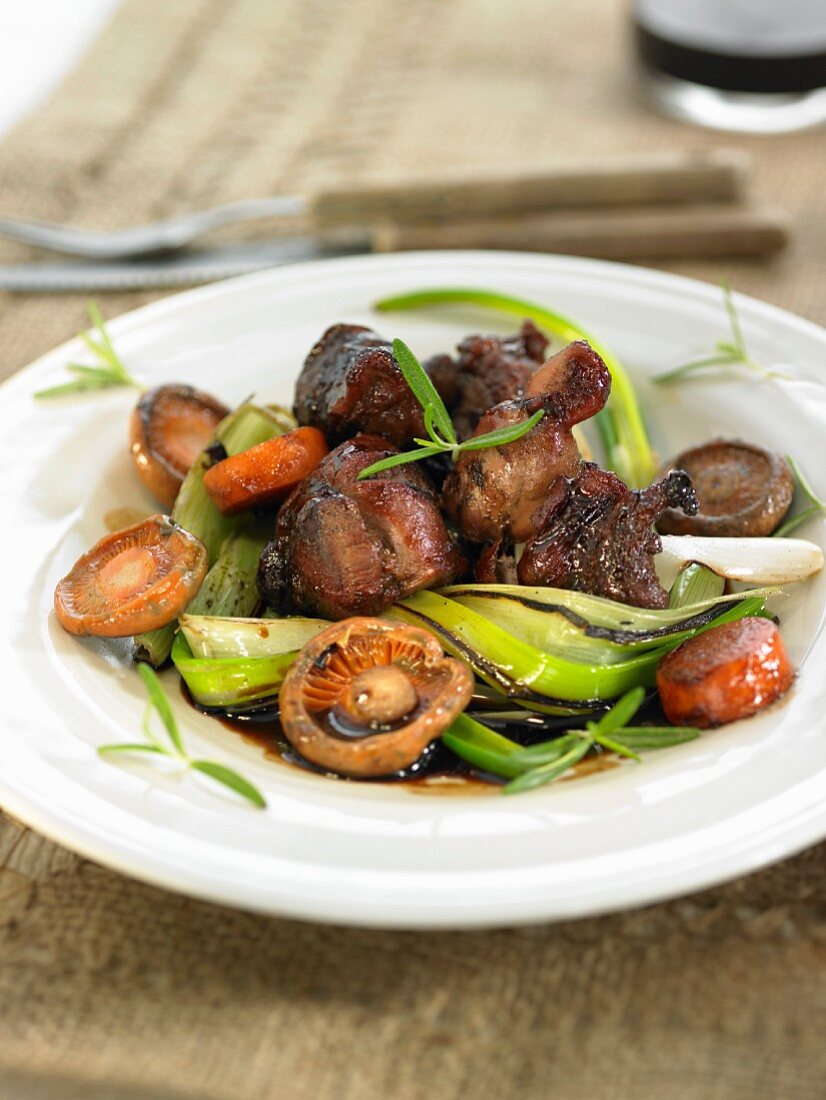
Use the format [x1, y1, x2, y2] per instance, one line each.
[425, 321, 548, 440]
[442, 341, 611, 544]
[294, 324, 426, 448]
[258, 435, 465, 620]
[517, 464, 699, 608]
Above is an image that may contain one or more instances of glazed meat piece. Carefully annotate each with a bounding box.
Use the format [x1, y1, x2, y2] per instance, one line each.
[425, 321, 548, 440]
[258, 435, 465, 620]
[517, 464, 700, 609]
[293, 324, 426, 448]
[442, 341, 611, 544]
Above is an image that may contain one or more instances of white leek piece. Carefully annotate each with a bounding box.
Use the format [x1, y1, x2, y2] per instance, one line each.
[180, 614, 329, 659]
[657, 535, 823, 586]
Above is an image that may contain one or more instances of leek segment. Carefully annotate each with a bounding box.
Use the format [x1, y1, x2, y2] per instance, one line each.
[180, 614, 330, 659]
[172, 585, 768, 712]
[171, 633, 297, 708]
[392, 589, 767, 706]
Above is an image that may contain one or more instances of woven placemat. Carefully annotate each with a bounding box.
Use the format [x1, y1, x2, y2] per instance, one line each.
[0, 2, 824, 1098]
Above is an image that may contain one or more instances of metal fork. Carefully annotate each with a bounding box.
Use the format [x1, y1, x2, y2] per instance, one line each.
[0, 153, 750, 262]
[0, 196, 306, 260]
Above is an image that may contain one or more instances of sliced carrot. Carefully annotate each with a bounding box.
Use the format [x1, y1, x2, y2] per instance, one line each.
[656, 618, 793, 728]
[130, 384, 229, 508]
[54, 515, 207, 637]
[202, 427, 328, 515]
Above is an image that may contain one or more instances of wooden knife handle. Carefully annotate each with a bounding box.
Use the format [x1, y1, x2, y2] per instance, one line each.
[309, 150, 748, 227]
[370, 204, 790, 261]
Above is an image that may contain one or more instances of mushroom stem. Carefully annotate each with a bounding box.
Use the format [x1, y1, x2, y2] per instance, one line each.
[345, 665, 418, 725]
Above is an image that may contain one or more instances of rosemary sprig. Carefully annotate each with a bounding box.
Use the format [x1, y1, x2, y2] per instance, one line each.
[773, 454, 826, 538]
[375, 287, 658, 488]
[653, 280, 787, 386]
[357, 338, 543, 479]
[98, 664, 266, 809]
[34, 301, 142, 399]
[445, 689, 700, 795]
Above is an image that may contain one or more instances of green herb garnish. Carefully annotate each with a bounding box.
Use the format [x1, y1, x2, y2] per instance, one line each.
[98, 664, 266, 809]
[773, 454, 826, 538]
[443, 688, 700, 795]
[34, 301, 141, 399]
[374, 288, 657, 488]
[357, 338, 543, 479]
[653, 280, 786, 386]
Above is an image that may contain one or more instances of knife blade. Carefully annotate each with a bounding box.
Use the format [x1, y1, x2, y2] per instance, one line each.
[0, 236, 371, 293]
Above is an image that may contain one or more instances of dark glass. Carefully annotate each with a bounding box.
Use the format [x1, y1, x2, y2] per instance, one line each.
[632, 0, 826, 133]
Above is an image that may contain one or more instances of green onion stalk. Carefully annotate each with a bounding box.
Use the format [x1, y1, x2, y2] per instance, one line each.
[375, 288, 658, 488]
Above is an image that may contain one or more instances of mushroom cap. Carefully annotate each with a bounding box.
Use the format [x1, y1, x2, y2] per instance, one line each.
[658, 439, 794, 538]
[130, 384, 229, 509]
[279, 617, 474, 778]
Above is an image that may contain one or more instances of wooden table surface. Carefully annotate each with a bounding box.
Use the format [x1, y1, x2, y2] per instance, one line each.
[0, 2, 824, 1097]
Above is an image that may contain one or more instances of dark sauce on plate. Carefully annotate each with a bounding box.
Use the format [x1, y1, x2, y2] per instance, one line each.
[183, 685, 641, 794]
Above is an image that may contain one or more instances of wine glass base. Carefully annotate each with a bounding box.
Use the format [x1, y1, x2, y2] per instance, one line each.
[640, 70, 826, 134]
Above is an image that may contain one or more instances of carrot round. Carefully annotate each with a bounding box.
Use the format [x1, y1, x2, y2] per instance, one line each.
[54, 514, 207, 637]
[202, 427, 328, 515]
[656, 618, 793, 728]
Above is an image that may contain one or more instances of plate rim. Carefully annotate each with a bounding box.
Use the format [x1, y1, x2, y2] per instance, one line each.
[3, 249, 825, 929]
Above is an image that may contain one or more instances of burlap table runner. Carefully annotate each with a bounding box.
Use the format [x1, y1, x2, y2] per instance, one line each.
[1, 2, 824, 1097]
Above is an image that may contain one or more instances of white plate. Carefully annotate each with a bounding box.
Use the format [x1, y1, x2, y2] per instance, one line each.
[2, 252, 825, 929]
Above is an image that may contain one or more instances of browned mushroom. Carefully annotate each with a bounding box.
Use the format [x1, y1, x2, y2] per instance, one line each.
[658, 440, 794, 537]
[130, 384, 229, 508]
[279, 618, 474, 778]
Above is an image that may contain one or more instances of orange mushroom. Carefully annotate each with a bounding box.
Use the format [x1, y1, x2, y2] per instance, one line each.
[279, 618, 474, 778]
[130, 384, 229, 508]
[54, 514, 207, 637]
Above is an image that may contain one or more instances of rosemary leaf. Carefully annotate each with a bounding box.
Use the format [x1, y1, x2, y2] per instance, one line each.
[190, 761, 267, 808]
[773, 505, 823, 539]
[652, 281, 791, 386]
[591, 687, 646, 737]
[458, 409, 545, 453]
[34, 379, 123, 399]
[652, 352, 741, 385]
[357, 445, 445, 480]
[35, 300, 141, 399]
[608, 726, 700, 749]
[97, 743, 168, 756]
[773, 454, 825, 538]
[137, 663, 186, 756]
[393, 338, 456, 444]
[503, 736, 593, 794]
[586, 726, 641, 763]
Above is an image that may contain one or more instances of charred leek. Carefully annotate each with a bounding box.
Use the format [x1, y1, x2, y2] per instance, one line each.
[392, 589, 766, 708]
[441, 582, 771, 666]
